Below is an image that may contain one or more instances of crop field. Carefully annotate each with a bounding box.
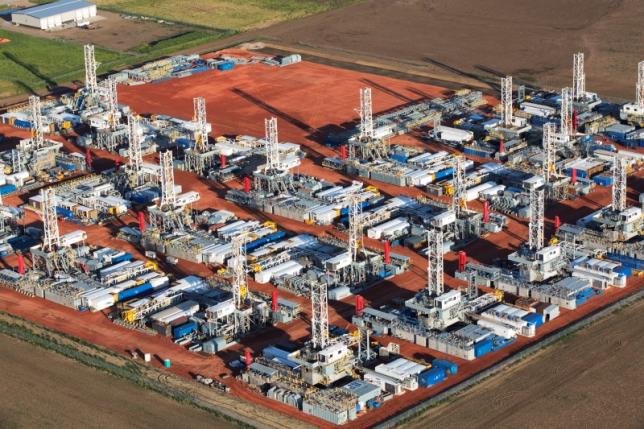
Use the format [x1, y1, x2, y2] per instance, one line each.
[0, 29, 128, 98]
[0, 333, 239, 429]
[91, 0, 360, 31]
[405, 298, 644, 429]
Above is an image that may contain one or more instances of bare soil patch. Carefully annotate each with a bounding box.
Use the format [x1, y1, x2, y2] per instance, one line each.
[254, 0, 644, 100]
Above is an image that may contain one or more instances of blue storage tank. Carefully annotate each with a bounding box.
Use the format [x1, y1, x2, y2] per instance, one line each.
[172, 321, 197, 338]
[56, 207, 74, 219]
[474, 337, 493, 357]
[431, 359, 458, 375]
[0, 184, 17, 196]
[111, 252, 133, 264]
[217, 61, 235, 71]
[522, 313, 544, 328]
[116, 281, 153, 302]
[418, 367, 446, 387]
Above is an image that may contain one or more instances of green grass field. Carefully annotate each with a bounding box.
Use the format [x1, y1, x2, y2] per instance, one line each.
[0, 28, 229, 98]
[0, 29, 129, 98]
[92, 0, 358, 31]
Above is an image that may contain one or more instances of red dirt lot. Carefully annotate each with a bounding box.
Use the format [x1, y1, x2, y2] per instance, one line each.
[1, 55, 643, 428]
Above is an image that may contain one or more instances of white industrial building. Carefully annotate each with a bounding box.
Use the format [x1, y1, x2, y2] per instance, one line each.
[11, 0, 97, 30]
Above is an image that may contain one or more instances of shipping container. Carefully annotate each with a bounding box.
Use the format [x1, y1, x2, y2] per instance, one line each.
[116, 281, 153, 302]
[593, 175, 613, 186]
[474, 337, 493, 357]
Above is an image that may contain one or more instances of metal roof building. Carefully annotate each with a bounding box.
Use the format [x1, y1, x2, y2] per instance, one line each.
[12, 0, 96, 30]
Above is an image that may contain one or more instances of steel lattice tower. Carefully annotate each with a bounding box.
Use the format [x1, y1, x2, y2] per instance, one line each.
[159, 151, 176, 209]
[41, 188, 60, 252]
[127, 115, 143, 187]
[637, 61, 644, 108]
[264, 117, 280, 171]
[528, 187, 545, 251]
[29, 95, 44, 149]
[573, 52, 586, 101]
[426, 228, 444, 296]
[193, 97, 208, 152]
[560, 87, 573, 138]
[231, 234, 249, 310]
[311, 280, 329, 350]
[542, 122, 557, 183]
[452, 156, 467, 217]
[105, 77, 118, 128]
[612, 156, 627, 212]
[348, 193, 363, 264]
[500, 76, 513, 127]
[84, 44, 98, 95]
[358, 87, 374, 141]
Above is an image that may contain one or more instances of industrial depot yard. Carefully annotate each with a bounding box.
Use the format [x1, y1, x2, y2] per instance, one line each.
[0, 9, 643, 427]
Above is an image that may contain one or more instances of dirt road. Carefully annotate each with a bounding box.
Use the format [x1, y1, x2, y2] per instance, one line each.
[0, 333, 239, 429]
[405, 298, 644, 429]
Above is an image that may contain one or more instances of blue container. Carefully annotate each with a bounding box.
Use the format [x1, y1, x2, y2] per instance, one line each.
[564, 168, 588, 178]
[175, 138, 194, 149]
[244, 231, 286, 252]
[14, 119, 32, 129]
[575, 288, 595, 306]
[431, 359, 458, 375]
[56, 207, 74, 219]
[8, 235, 38, 251]
[613, 266, 632, 277]
[434, 167, 454, 180]
[57, 161, 77, 171]
[522, 312, 544, 328]
[593, 175, 613, 186]
[217, 61, 235, 71]
[0, 184, 17, 195]
[130, 189, 159, 204]
[418, 367, 446, 387]
[189, 65, 209, 74]
[116, 281, 153, 302]
[172, 321, 197, 338]
[474, 337, 493, 357]
[606, 253, 644, 270]
[390, 153, 408, 163]
[339, 200, 370, 216]
[111, 252, 133, 264]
